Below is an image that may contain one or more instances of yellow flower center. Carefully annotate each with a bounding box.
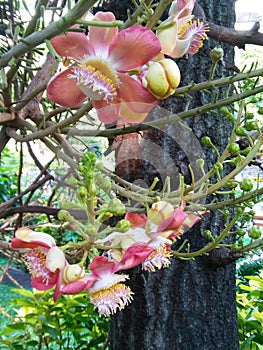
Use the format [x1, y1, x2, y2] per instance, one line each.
[71, 57, 119, 101]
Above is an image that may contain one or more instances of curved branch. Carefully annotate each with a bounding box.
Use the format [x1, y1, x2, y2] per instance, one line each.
[207, 21, 263, 48]
[0, 205, 87, 220]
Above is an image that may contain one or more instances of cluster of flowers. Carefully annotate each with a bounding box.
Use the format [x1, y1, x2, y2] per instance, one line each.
[11, 201, 200, 316]
[47, 0, 208, 123]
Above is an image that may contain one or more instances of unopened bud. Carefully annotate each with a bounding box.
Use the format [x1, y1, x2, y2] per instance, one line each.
[210, 46, 224, 64]
[58, 210, 74, 222]
[116, 219, 131, 231]
[148, 201, 174, 225]
[63, 264, 85, 283]
[142, 59, 181, 99]
[107, 198, 126, 216]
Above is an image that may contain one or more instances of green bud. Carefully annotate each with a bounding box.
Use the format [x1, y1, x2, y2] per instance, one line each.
[95, 161, 104, 171]
[248, 226, 262, 239]
[246, 112, 254, 120]
[203, 230, 213, 239]
[227, 142, 240, 155]
[236, 206, 244, 215]
[242, 213, 252, 221]
[85, 223, 97, 235]
[244, 121, 259, 131]
[241, 147, 251, 156]
[236, 229, 246, 237]
[220, 107, 235, 122]
[258, 106, 263, 115]
[214, 162, 223, 172]
[116, 219, 131, 231]
[223, 210, 230, 218]
[58, 210, 74, 222]
[210, 46, 224, 64]
[196, 158, 205, 168]
[100, 179, 112, 191]
[202, 136, 213, 146]
[77, 165, 85, 173]
[76, 187, 87, 201]
[107, 198, 126, 216]
[225, 180, 238, 189]
[68, 177, 79, 185]
[249, 96, 258, 104]
[240, 178, 253, 192]
[234, 127, 247, 137]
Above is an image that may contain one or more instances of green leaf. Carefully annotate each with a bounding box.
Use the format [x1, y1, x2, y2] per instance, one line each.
[11, 289, 34, 298]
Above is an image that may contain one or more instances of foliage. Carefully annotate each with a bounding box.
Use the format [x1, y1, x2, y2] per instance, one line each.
[237, 259, 263, 287]
[237, 269, 263, 350]
[0, 288, 109, 350]
[0, 148, 18, 204]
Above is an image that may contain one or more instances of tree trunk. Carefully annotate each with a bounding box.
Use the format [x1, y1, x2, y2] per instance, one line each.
[107, 1, 239, 349]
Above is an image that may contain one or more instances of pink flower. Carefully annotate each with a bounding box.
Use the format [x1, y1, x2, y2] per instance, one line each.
[99, 202, 201, 272]
[47, 12, 161, 124]
[61, 244, 153, 316]
[157, 0, 209, 58]
[11, 228, 67, 300]
[97, 211, 173, 272]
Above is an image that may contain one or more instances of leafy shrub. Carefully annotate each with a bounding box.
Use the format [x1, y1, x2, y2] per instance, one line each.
[237, 269, 263, 350]
[0, 289, 109, 349]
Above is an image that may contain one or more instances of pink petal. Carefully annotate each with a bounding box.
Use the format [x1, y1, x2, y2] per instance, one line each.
[31, 273, 58, 290]
[89, 12, 118, 58]
[115, 243, 154, 271]
[157, 208, 188, 232]
[11, 238, 39, 249]
[109, 25, 161, 71]
[125, 213, 147, 228]
[118, 74, 157, 107]
[183, 214, 201, 228]
[117, 74, 157, 123]
[60, 281, 89, 294]
[51, 32, 94, 61]
[53, 269, 64, 301]
[14, 227, 56, 248]
[93, 99, 120, 123]
[47, 68, 87, 108]
[177, 0, 196, 19]
[119, 104, 151, 124]
[89, 256, 116, 276]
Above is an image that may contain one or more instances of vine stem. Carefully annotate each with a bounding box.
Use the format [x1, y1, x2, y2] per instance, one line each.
[172, 211, 242, 258]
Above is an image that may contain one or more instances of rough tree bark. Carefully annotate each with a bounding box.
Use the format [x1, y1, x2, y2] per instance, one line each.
[103, 0, 239, 349]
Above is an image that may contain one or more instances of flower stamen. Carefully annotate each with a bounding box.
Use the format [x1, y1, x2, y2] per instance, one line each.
[89, 283, 134, 316]
[142, 246, 172, 272]
[25, 248, 52, 284]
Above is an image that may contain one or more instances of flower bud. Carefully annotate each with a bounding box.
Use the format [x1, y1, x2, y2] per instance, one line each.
[116, 219, 131, 231]
[107, 198, 126, 216]
[210, 46, 224, 64]
[63, 264, 85, 283]
[148, 201, 174, 225]
[57, 210, 74, 222]
[142, 59, 181, 99]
